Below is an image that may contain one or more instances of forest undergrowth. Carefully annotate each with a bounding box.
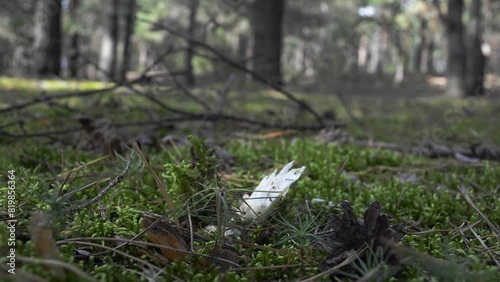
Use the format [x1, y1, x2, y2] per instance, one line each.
[0, 78, 499, 281]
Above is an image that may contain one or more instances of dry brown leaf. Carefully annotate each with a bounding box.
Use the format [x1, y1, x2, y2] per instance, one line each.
[235, 130, 295, 140]
[142, 214, 189, 262]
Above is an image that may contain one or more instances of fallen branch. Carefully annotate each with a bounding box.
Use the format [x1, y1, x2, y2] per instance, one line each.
[349, 139, 500, 162]
[69, 154, 132, 213]
[335, 91, 364, 126]
[137, 16, 325, 127]
[0, 47, 175, 116]
[458, 185, 500, 237]
[17, 256, 98, 282]
[127, 84, 195, 115]
[163, 61, 212, 111]
[0, 86, 119, 115]
[215, 74, 235, 114]
[1, 113, 344, 139]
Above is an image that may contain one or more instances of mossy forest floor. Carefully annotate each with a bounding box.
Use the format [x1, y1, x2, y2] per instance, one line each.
[0, 76, 499, 281]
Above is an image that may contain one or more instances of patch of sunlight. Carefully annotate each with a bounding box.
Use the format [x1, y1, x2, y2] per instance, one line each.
[0, 77, 109, 92]
[263, 89, 289, 99]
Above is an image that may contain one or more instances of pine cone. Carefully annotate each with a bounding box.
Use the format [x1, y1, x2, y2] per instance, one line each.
[319, 200, 405, 276]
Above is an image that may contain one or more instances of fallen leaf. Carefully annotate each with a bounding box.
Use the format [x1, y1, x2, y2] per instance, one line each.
[142, 214, 189, 262]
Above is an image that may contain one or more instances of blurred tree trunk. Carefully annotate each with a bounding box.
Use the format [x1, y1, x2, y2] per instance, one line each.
[465, 0, 485, 96]
[0, 39, 12, 75]
[357, 35, 368, 72]
[138, 42, 149, 71]
[32, 0, 63, 76]
[414, 17, 428, 73]
[121, 0, 136, 82]
[444, 0, 466, 97]
[99, 0, 119, 81]
[426, 40, 435, 74]
[69, 34, 80, 78]
[252, 0, 284, 85]
[68, 0, 81, 78]
[367, 29, 387, 75]
[393, 31, 407, 84]
[237, 33, 250, 83]
[186, 0, 199, 86]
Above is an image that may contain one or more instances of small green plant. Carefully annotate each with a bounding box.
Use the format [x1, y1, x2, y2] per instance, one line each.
[162, 135, 217, 200]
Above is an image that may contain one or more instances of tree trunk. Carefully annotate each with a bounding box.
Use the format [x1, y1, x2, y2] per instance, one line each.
[466, 0, 485, 96]
[237, 33, 250, 83]
[68, 0, 81, 78]
[0, 39, 13, 75]
[445, 0, 466, 97]
[32, 0, 63, 76]
[99, 0, 120, 81]
[368, 29, 388, 75]
[138, 42, 149, 72]
[121, 0, 137, 82]
[414, 17, 428, 73]
[186, 0, 199, 86]
[69, 34, 80, 78]
[252, 0, 284, 85]
[393, 31, 406, 84]
[426, 39, 435, 74]
[357, 35, 368, 70]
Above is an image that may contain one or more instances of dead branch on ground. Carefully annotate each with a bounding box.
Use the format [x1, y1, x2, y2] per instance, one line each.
[350, 139, 500, 162]
[136, 16, 325, 127]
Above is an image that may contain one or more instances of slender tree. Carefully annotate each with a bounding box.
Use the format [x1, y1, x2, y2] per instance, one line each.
[32, 0, 63, 76]
[99, 0, 119, 81]
[68, 0, 81, 78]
[252, 0, 284, 85]
[414, 16, 428, 73]
[466, 0, 485, 96]
[185, 0, 199, 86]
[435, 0, 466, 97]
[121, 0, 137, 82]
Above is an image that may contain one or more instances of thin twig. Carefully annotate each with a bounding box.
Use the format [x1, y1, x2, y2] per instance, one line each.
[1, 113, 338, 139]
[59, 237, 242, 268]
[0, 86, 119, 114]
[407, 220, 481, 236]
[127, 84, 194, 115]
[300, 248, 364, 282]
[187, 205, 194, 252]
[163, 61, 212, 111]
[356, 262, 384, 282]
[350, 139, 500, 162]
[0, 120, 24, 130]
[0, 47, 174, 116]
[0, 263, 49, 282]
[458, 185, 500, 237]
[229, 263, 315, 272]
[216, 74, 235, 114]
[131, 142, 180, 227]
[465, 222, 500, 267]
[335, 91, 364, 126]
[0, 126, 80, 138]
[56, 240, 163, 272]
[17, 256, 98, 282]
[69, 154, 132, 213]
